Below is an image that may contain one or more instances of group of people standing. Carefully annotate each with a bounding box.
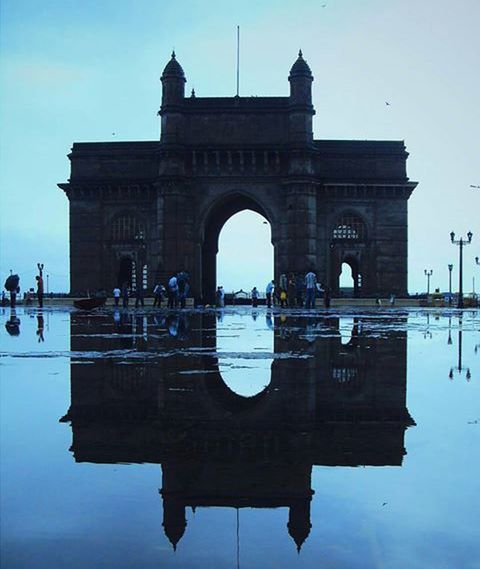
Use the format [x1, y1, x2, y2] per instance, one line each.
[253, 270, 331, 309]
[112, 270, 191, 310]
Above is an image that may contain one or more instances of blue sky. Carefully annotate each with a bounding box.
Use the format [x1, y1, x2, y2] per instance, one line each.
[1, 0, 479, 294]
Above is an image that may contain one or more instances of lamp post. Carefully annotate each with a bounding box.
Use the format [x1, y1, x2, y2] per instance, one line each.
[424, 269, 433, 295]
[448, 264, 453, 305]
[450, 231, 473, 308]
[47, 274, 50, 295]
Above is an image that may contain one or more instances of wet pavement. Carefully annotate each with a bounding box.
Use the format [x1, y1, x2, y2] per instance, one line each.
[1, 306, 479, 569]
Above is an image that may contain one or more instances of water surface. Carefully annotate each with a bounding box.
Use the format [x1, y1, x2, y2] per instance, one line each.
[1, 306, 479, 569]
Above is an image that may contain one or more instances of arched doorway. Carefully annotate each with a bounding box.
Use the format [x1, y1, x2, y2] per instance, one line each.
[201, 193, 275, 303]
[217, 210, 273, 296]
[330, 213, 367, 297]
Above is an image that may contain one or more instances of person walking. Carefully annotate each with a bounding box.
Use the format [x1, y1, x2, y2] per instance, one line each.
[168, 274, 179, 308]
[251, 286, 259, 308]
[287, 274, 296, 308]
[4, 274, 20, 308]
[177, 270, 190, 308]
[295, 273, 304, 307]
[216, 286, 225, 308]
[113, 286, 121, 307]
[323, 285, 331, 308]
[153, 283, 165, 308]
[304, 269, 317, 309]
[35, 263, 44, 308]
[121, 282, 129, 308]
[266, 280, 274, 308]
[135, 285, 144, 308]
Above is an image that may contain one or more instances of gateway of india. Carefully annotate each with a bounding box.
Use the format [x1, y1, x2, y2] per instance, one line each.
[59, 51, 417, 301]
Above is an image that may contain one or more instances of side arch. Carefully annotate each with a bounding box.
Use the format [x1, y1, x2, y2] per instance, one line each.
[329, 210, 370, 297]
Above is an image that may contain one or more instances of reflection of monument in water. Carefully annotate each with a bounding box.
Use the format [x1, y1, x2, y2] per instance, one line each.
[62, 312, 414, 551]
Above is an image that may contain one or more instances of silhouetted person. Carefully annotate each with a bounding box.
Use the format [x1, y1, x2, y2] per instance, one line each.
[153, 284, 165, 308]
[251, 286, 259, 307]
[168, 275, 179, 308]
[266, 280, 274, 308]
[36, 275, 44, 308]
[304, 269, 317, 309]
[5, 273, 20, 308]
[323, 286, 331, 308]
[121, 282, 129, 308]
[295, 274, 304, 307]
[113, 286, 121, 307]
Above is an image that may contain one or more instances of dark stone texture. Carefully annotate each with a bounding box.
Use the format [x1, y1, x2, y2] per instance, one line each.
[59, 52, 417, 299]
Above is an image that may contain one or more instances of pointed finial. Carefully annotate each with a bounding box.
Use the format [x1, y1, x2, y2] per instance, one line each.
[191, 88, 196, 98]
[298, 49, 303, 58]
[171, 49, 176, 59]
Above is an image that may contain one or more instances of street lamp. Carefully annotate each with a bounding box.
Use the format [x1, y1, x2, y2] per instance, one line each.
[424, 269, 433, 295]
[448, 264, 453, 305]
[450, 231, 473, 308]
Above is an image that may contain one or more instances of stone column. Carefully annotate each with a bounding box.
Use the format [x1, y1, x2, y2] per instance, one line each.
[156, 180, 197, 294]
[284, 183, 317, 274]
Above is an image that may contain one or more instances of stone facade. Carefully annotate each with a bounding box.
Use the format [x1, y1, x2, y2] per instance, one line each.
[59, 51, 417, 300]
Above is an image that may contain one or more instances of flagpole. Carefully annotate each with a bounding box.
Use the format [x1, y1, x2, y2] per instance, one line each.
[236, 25, 240, 96]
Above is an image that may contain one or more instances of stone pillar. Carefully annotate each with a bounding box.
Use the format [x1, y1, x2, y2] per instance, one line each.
[285, 183, 317, 274]
[156, 180, 197, 294]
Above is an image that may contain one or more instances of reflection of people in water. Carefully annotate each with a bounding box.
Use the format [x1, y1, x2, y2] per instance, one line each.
[166, 313, 189, 339]
[36, 312, 45, 342]
[265, 311, 274, 330]
[5, 310, 20, 336]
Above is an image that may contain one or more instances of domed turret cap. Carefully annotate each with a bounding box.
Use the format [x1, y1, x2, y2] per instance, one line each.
[289, 50, 313, 78]
[162, 51, 186, 80]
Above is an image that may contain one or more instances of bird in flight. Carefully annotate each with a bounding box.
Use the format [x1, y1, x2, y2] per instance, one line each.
[470, 184, 480, 189]
[385, 101, 391, 106]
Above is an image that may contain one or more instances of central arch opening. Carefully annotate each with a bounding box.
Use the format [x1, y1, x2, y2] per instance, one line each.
[217, 210, 273, 297]
[202, 194, 274, 304]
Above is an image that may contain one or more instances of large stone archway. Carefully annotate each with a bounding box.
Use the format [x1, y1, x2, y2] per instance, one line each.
[199, 191, 275, 302]
[60, 51, 417, 298]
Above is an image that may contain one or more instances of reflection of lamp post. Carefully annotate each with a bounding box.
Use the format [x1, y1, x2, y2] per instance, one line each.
[47, 274, 49, 295]
[424, 269, 433, 295]
[448, 320, 471, 381]
[476, 256, 479, 265]
[448, 264, 453, 305]
[450, 231, 473, 309]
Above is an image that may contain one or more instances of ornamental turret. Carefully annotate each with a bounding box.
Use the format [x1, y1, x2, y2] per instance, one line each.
[288, 50, 314, 145]
[160, 51, 186, 107]
[289, 50, 313, 107]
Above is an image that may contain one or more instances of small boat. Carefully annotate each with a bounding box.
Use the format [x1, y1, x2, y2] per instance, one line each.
[73, 297, 107, 310]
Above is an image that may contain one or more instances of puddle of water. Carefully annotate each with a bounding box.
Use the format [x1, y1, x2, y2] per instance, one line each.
[0, 306, 479, 569]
